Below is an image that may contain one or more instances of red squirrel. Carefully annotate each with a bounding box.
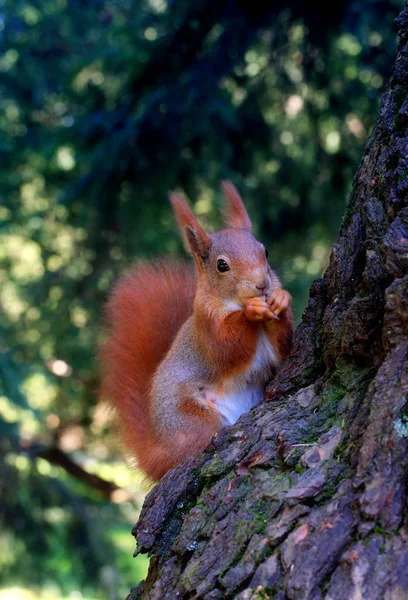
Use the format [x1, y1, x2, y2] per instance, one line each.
[99, 182, 293, 481]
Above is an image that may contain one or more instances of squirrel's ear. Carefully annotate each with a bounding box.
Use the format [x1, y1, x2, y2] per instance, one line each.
[169, 192, 212, 263]
[222, 181, 252, 231]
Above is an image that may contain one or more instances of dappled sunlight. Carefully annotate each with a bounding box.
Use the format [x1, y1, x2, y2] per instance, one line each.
[47, 359, 73, 377]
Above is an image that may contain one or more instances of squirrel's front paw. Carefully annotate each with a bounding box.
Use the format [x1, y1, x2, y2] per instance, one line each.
[266, 289, 291, 317]
[244, 297, 276, 322]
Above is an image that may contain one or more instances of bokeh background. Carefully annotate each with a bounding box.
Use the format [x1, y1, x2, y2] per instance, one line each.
[0, 0, 404, 598]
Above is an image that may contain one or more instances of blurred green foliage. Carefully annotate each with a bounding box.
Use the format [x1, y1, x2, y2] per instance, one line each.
[0, 0, 403, 597]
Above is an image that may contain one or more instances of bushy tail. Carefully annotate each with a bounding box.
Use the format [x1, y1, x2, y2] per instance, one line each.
[99, 259, 196, 481]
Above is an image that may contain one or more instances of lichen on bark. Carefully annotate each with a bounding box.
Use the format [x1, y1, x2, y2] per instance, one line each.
[129, 6, 408, 599]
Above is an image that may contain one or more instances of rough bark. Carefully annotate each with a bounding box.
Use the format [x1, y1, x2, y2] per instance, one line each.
[129, 7, 408, 599]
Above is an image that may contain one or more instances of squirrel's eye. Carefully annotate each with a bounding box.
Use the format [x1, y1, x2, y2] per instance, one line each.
[217, 259, 230, 273]
[265, 248, 269, 258]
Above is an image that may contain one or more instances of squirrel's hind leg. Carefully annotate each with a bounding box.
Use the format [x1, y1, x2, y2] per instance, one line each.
[141, 387, 221, 481]
[165, 382, 223, 464]
[179, 381, 223, 420]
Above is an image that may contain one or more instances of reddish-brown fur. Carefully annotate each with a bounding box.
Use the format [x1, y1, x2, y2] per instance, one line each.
[194, 299, 260, 378]
[222, 181, 253, 231]
[265, 310, 293, 363]
[99, 259, 196, 480]
[100, 183, 293, 481]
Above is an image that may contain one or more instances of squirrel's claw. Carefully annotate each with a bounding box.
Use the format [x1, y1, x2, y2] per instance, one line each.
[244, 297, 277, 322]
[267, 289, 291, 317]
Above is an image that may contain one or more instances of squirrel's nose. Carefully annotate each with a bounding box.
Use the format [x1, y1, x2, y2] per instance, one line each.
[255, 278, 269, 292]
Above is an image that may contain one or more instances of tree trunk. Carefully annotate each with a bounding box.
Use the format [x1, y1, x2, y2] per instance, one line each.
[129, 7, 408, 599]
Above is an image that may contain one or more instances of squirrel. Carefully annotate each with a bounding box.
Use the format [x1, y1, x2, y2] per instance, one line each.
[99, 182, 293, 481]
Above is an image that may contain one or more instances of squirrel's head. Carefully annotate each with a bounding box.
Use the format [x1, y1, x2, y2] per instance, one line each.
[170, 182, 276, 308]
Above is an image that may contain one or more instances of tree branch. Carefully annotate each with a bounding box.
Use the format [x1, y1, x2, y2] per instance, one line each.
[26, 443, 130, 501]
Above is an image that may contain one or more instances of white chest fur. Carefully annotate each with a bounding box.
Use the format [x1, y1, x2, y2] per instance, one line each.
[216, 329, 280, 426]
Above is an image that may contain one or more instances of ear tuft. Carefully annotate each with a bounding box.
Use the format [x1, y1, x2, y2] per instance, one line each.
[221, 181, 252, 231]
[169, 192, 212, 262]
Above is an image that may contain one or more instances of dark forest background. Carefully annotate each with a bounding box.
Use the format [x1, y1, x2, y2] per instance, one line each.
[0, 0, 403, 598]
